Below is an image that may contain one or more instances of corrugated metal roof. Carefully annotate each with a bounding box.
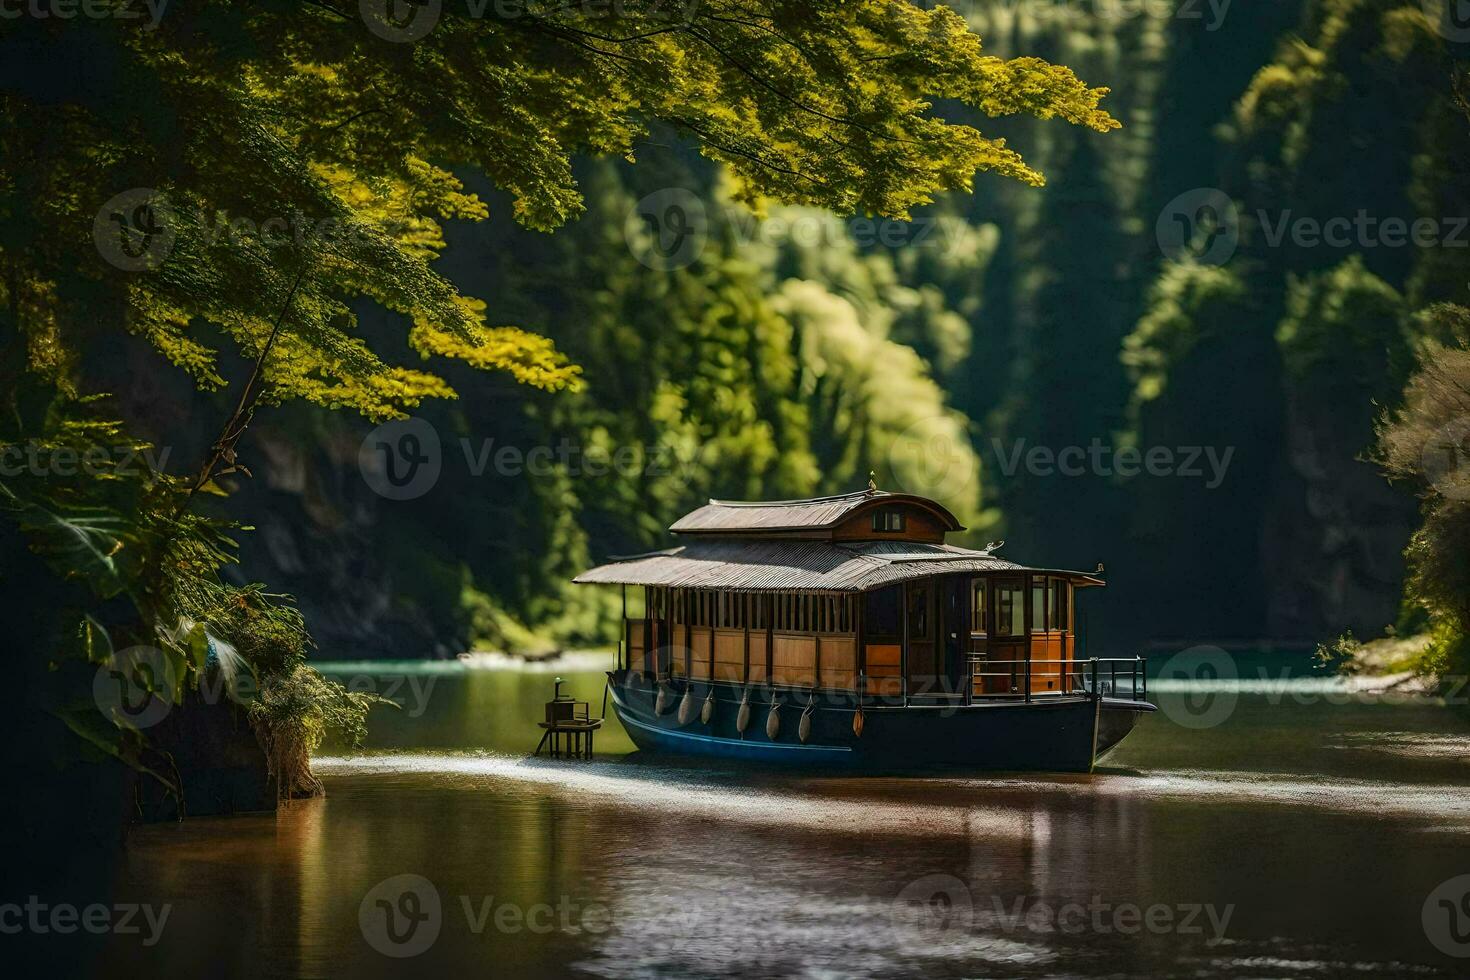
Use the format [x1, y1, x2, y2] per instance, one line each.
[573, 539, 1101, 593]
[669, 489, 962, 533]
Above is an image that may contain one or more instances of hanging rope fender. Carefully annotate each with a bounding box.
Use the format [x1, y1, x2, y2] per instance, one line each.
[677, 683, 696, 726]
[798, 691, 816, 744]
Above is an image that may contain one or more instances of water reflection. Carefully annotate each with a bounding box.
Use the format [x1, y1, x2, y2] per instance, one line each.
[99, 660, 1470, 979]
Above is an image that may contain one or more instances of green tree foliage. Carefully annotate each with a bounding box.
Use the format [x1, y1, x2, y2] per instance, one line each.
[1109, 0, 1466, 642]
[406, 159, 993, 648]
[1276, 256, 1410, 411]
[1374, 306, 1470, 684]
[2, 1, 1117, 420]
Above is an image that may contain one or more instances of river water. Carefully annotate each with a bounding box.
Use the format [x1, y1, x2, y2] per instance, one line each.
[98, 652, 1470, 978]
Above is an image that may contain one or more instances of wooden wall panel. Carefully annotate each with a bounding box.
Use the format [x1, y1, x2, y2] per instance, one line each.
[690, 627, 714, 679]
[772, 633, 817, 687]
[831, 505, 946, 544]
[864, 642, 903, 695]
[1031, 633, 1064, 693]
[818, 635, 857, 691]
[711, 629, 743, 683]
[748, 654, 769, 684]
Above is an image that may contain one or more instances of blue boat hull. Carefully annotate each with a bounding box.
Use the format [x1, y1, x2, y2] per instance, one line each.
[607, 671, 1152, 773]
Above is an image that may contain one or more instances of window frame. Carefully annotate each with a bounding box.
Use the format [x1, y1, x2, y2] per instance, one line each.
[993, 578, 1025, 638]
[1030, 578, 1048, 633]
[970, 578, 988, 636]
[871, 509, 907, 533]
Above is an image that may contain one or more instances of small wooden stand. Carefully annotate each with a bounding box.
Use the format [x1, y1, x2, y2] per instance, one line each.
[534, 678, 603, 760]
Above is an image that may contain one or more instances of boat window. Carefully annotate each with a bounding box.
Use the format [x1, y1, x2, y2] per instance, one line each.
[865, 586, 901, 636]
[971, 579, 987, 635]
[906, 583, 930, 639]
[1050, 579, 1067, 632]
[994, 580, 1024, 636]
[1031, 579, 1047, 632]
[871, 509, 907, 532]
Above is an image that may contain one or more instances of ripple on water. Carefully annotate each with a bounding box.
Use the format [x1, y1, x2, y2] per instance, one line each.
[1328, 731, 1470, 761]
[313, 753, 1470, 830]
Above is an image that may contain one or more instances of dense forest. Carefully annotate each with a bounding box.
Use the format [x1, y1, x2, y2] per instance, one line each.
[5, 2, 1470, 727]
[125, 0, 1461, 663]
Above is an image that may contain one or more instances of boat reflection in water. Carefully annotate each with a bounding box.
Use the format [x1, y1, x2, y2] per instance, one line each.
[576, 484, 1155, 773]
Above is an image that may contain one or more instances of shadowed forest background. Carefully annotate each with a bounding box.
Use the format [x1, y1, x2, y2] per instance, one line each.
[7, 0, 1469, 668]
[98, 0, 1460, 660]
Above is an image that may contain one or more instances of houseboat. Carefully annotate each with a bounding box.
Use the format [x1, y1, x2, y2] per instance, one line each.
[574, 484, 1154, 772]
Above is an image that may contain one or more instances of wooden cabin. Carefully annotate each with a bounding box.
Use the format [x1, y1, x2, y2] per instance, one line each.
[575, 487, 1105, 705]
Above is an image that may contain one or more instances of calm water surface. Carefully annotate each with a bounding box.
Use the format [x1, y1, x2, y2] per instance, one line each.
[100, 653, 1470, 978]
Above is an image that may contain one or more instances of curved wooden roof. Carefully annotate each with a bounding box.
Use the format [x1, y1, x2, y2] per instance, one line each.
[669, 489, 964, 535]
[574, 539, 1104, 593]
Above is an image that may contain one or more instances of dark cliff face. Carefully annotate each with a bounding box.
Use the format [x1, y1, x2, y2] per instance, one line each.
[1262, 389, 1415, 642]
[97, 337, 471, 661]
[232, 423, 471, 661]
